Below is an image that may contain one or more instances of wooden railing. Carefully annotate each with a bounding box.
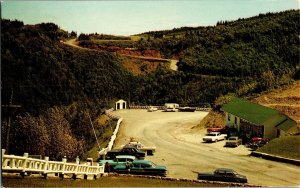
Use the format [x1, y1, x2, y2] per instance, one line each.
[2, 149, 104, 180]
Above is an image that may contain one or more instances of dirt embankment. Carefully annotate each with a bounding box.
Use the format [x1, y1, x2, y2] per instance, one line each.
[254, 81, 300, 123]
[79, 42, 162, 58]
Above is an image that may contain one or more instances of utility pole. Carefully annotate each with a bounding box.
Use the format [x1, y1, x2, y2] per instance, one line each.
[2, 89, 21, 152]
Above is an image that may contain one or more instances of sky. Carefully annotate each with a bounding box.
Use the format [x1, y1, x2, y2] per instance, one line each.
[2, 0, 299, 36]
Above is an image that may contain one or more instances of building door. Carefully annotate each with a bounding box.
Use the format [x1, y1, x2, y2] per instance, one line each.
[117, 103, 120, 110]
[123, 102, 126, 109]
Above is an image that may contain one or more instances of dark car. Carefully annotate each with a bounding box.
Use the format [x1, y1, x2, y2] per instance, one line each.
[113, 160, 167, 176]
[105, 146, 146, 159]
[197, 168, 248, 183]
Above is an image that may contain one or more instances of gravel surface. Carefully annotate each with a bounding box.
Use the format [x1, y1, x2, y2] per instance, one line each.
[113, 109, 300, 186]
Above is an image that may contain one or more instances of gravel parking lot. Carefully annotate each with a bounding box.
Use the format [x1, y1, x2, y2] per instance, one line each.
[113, 109, 300, 186]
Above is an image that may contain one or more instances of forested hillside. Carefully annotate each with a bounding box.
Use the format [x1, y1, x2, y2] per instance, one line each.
[140, 10, 299, 92]
[1, 20, 133, 159]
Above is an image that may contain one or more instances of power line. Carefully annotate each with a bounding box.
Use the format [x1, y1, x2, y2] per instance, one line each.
[87, 112, 101, 151]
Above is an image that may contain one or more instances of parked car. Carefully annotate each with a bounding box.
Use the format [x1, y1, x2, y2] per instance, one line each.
[197, 168, 248, 183]
[245, 137, 269, 149]
[248, 140, 268, 150]
[121, 138, 156, 155]
[224, 136, 242, 147]
[114, 160, 167, 176]
[178, 107, 196, 112]
[99, 155, 136, 172]
[202, 132, 227, 142]
[207, 127, 225, 133]
[148, 106, 158, 112]
[105, 146, 146, 159]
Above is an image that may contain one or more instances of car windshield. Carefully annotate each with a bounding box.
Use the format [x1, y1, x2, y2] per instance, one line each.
[229, 138, 236, 140]
[206, 133, 216, 136]
[149, 162, 156, 168]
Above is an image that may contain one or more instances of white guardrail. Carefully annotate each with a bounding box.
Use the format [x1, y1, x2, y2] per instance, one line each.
[98, 108, 123, 157]
[1, 149, 104, 180]
[129, 105, 211, 111]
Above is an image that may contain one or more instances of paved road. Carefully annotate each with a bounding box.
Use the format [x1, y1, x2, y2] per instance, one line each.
[113, 109, 300, 186]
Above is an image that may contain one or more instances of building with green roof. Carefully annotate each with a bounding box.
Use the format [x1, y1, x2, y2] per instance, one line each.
[221, 98, 298, 140]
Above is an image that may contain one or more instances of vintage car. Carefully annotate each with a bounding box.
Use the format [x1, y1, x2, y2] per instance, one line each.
[105, 146, 146, 159]
[202, 132, 227, 142]
[224, 136, 242, 147]
[147, 106, 158, 112]
[197, 168, 248, 183]
[178, 107, 196, 112]
[113, 160, 167, 176]
[98, 155, 136, 172]
[121, 138, 156, 155]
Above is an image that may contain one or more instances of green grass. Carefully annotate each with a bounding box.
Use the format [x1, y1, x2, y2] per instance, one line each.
[2, 175, 225, 187]
[257, 136, 300, 160]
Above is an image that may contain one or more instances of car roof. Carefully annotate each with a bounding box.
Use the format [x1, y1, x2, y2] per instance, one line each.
[116, 155, 136, 159]
[132, 160, 152, 164]
[216, 168, 235, 172]
[122, 146, 137, 149]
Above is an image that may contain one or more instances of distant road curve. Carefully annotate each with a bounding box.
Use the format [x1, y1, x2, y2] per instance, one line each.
[63, 39, 178, 71]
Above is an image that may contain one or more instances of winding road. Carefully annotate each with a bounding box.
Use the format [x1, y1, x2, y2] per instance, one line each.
[63, 39, 179, 71]
[113, 109, 300, 186]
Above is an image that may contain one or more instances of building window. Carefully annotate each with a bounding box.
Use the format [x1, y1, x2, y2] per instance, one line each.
[228, 114, 231, 121]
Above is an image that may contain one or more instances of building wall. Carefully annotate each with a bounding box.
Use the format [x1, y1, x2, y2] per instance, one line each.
[225, 112, 240, 131]
[264, 126, 277, 140]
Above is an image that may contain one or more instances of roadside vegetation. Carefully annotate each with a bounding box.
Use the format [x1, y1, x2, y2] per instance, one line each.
[2, 176, 227, 187]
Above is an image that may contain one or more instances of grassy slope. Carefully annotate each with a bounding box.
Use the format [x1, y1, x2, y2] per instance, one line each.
[257, 136, 300, 160]
[2, 176, 223, 187]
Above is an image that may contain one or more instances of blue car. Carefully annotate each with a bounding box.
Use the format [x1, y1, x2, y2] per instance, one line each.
[99, 155, 136, 172]
[113, 160, 167, 176]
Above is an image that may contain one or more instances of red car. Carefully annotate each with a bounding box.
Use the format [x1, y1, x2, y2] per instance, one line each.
[207, 127, 225, 133]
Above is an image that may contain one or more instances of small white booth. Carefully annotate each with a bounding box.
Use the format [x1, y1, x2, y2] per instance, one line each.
[115, 99, 127, 110]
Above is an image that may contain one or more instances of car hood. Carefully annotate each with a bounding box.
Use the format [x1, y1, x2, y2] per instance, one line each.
[155, 165, 167, 170]
[99, 159, 114, 165]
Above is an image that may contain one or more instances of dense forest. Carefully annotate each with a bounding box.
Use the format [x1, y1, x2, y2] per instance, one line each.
[1, 20, 131, 159]
[1, 10, 299, 159]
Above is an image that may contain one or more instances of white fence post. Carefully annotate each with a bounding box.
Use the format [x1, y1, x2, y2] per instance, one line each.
[43, 156, 49, 179]
[60, 156, 67, 179]
[20, 152, 29, 178]
[72, 156, 80, 180]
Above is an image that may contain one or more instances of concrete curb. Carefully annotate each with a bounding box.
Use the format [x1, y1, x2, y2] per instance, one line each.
[251, 151, 300, 166]
[107, 173, 261, 187]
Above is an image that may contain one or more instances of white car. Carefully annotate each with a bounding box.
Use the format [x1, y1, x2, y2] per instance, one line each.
[148, 106, 158, 112]
[202, 132, 227, 142]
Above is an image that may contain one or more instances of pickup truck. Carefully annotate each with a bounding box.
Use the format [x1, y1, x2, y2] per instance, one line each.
[122, 138, 156, 155]
[202, 132, 227, 142]
[197, 168, 248, 183]
[224, 136, 242, 147]
[105, 146, 146, 160]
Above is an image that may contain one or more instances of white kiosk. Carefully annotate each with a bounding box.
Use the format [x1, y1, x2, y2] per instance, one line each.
[115, 99, 127, 110]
